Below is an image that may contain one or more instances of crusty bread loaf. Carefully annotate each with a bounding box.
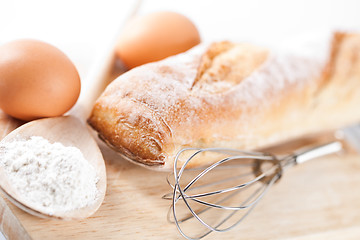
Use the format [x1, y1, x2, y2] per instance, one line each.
[88, 32, 360, 170]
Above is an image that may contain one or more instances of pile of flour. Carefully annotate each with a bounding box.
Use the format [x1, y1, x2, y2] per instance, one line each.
[0, 136, 98, 215]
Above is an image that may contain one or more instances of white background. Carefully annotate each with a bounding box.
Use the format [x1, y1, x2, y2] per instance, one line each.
[1, 0, 360, 81]
[0, 0, 360, 239]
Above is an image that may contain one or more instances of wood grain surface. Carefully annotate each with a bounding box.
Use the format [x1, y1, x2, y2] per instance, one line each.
[1, 108, 360, 240]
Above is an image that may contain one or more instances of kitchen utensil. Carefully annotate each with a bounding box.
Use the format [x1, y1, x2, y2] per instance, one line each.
[165, 126, 360, 239]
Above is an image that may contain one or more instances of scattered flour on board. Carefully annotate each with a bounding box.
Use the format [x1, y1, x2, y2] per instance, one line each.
[0, 136, 99, 215]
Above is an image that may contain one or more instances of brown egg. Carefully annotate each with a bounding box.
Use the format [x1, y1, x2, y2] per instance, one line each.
[0, 39, 81, 121]
[116, 11, 201, 69]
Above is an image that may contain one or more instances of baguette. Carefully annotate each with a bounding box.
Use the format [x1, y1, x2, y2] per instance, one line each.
[88, 32, 360, 170]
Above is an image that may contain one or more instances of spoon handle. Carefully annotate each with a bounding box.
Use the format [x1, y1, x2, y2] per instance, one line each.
[71, 0, 143, 121]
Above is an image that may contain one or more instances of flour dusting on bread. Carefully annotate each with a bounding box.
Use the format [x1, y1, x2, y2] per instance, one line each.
[89, 33, 360, 170]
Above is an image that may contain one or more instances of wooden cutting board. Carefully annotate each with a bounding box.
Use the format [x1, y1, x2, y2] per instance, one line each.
[1, 98, 360, 240]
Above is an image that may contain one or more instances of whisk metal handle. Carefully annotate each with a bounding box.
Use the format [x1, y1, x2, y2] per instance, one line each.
[294, 141, 343, 165]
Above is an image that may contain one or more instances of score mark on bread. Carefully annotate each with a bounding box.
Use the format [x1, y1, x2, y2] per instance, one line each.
[192, 41, 269, 93]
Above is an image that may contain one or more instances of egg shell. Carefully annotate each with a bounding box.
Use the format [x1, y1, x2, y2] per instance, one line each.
[116, 11, 201, 69]
[0, 39, 81, 121]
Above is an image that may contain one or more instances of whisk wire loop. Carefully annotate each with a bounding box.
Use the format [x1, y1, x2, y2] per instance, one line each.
[168, 148, 280, 239]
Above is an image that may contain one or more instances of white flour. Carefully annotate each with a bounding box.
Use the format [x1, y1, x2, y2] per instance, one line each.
[0, 136, 99, 215]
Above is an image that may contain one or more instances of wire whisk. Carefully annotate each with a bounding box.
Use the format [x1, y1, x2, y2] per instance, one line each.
[163, 139, 344, 240]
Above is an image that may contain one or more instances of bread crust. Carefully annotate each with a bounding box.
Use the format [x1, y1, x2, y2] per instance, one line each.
[88, 32, 360, 170]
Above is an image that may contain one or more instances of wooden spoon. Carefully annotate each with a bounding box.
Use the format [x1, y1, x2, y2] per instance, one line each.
[0, 116, 106, 220]
[0, 1, 142, 220]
